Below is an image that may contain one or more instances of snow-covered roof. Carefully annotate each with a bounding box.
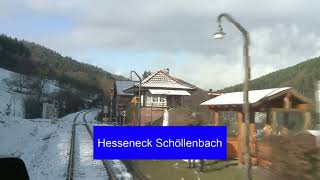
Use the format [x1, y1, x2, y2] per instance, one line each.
[149, 89, 191, 96]
[308, 130, 320, 137]
[308, 130, 320, 146]
[124, 70, 195, 92]
[201, 87, 292, 106]
[115, 80, 138, 96]
[141, 70, 194, 89]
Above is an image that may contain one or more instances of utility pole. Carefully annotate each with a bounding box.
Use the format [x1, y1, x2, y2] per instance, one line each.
[110, 88, 114, 124]
[316, 81, 320, 129]
[130, 71, 142, 126]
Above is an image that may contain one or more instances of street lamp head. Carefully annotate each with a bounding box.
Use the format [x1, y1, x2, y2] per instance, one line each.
[213, 31, 225, 39]
[212, 24, 225, 39]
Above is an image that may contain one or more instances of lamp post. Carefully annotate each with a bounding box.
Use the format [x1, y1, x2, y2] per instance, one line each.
[130, 71, 142, 126]
[110, 88, 114, 124]
[213, 13, 252, 180]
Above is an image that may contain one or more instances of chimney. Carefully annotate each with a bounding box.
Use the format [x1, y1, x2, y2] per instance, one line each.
[208, 89, 222, 98]
[164, 68, 170, 74]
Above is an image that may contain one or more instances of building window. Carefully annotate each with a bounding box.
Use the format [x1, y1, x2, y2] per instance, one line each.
[160, 96, 166, 102]
[146, 95, 152, 102]
[145, 94, 167, 107]
[117, 104, 126, 109]
[152, 96, 158, 102]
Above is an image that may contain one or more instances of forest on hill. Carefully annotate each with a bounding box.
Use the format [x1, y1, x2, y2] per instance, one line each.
[0, 34, 126, 97]
[222, 56, 320, 99]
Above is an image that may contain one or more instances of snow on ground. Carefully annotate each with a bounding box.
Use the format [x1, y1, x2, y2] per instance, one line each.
[74, 120, 108, 180]
[0, 68, 25, 118]
[0, 68, 72, 180]
[47, 80, 60, 94]
[0, 68, 130, 179]
[0, 112, 77, 180]
[0, 107, 132, 180]
[85, 111, 133, 179]
[0, 67, 12, 80]
[0, 67, 61, 119]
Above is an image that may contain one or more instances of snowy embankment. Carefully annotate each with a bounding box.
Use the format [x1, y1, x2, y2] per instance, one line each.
[0, 67, 60, 119]
[0, 67, 73, 180]
[0, 110, 132, 180]
[0, 112, 77, 180]
[85, 111, 133, 180]
[0, 68, 25, 118]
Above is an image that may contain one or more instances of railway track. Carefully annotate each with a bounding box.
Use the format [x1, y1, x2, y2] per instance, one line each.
[66, 111, 117, 180]
[83, 112, 117, 180]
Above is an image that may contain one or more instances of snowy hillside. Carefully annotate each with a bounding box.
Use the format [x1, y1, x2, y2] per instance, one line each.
[0, 68, 25, 118]
[0, 68, 131, 179]
[0, 67, 60, 119]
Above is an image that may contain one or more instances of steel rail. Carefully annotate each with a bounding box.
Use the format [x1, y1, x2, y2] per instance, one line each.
[82, 111, 117, 180]
[66, 111, 84, 180]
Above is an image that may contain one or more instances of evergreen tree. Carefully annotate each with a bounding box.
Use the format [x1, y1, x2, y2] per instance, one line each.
[142, 70, 152, 79]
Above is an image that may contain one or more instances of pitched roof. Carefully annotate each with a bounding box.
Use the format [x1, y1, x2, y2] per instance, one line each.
[149, 89, 191, 96]
[125, 70, 196, 91]
[200, 87, 311, 106]
[115, 80, 138, 96]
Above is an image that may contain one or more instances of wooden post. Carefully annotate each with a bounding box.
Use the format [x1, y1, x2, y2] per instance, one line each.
[214, 111, 219, 126]
[271, 111, 278, 135]
[282, 94, 292, 135]
[249, 112, 256, 142]
[266, 111, 271, 125]
[282, 113, 289, 135]
[150, 105, 153, 123]
[303, 112, 311, 131]
[192, 160, 196, 168]
[263, 111, 272, 136]
[210, 110, 216, 125]
[249, 112, 257, 161]
[131, 104, 136, 125]
[200, 160, 205, 172]
[283, 94, 292, 109]
[237, 112, 244, 163]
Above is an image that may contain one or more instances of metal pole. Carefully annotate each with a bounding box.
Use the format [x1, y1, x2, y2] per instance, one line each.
[130, 71, 142, 126]
[217, 13, 252, 180]
[316, 81, 320, 127]
[110, 98, 112, 120]
[110, 88, 114, 123]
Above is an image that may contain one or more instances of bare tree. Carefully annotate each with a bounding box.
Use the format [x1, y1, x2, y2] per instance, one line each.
[3, 73, 48, 99]
[3, 73, 30, 93]
[29, 76, 48, 100]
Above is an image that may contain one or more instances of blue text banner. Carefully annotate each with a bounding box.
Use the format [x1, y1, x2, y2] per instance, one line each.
[93, 126, 227, 160]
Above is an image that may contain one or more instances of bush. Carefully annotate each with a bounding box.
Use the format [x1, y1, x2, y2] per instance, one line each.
[265, 134, 320, 180]
[53, 90, 85, 116]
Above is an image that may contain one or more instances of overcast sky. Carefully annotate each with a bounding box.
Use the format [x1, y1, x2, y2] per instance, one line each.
[1, 0, 320, 90]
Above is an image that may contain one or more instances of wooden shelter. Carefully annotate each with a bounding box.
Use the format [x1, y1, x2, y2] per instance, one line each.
[201, 87, 313, 165]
